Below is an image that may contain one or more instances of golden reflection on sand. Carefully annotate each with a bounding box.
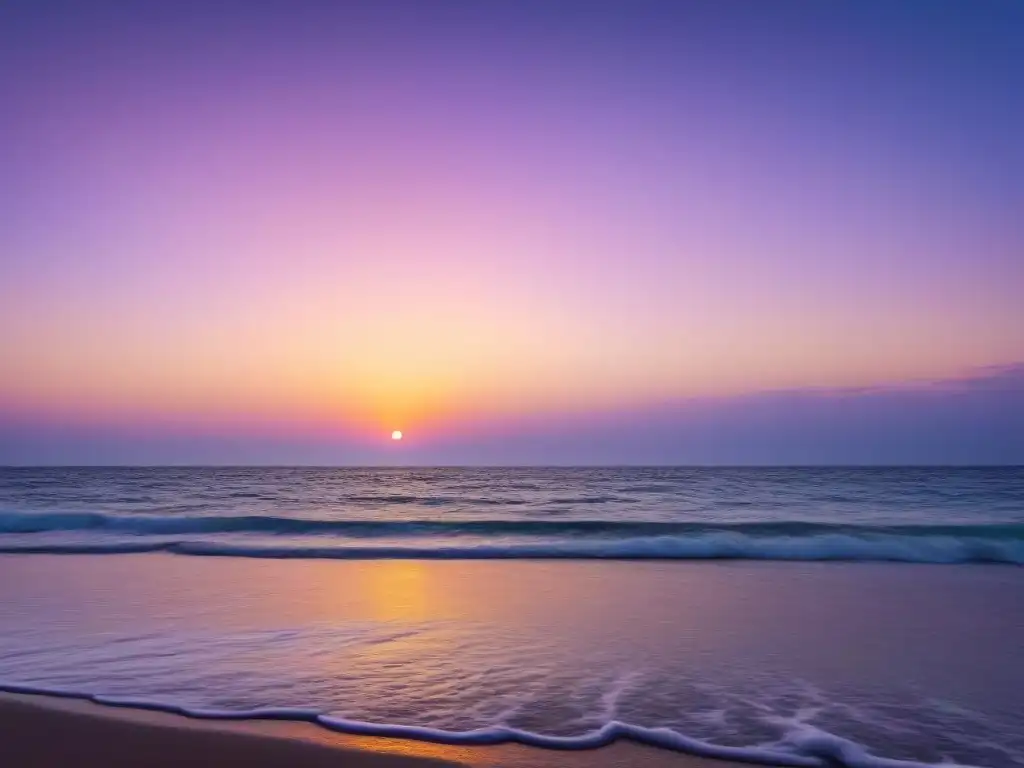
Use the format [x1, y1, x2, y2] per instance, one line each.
[361, 560, 431, 622]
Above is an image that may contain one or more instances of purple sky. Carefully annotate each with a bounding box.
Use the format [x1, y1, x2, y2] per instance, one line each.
[1, 0, 1022, 464]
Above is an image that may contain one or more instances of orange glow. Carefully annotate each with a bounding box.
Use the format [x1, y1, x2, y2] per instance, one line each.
[360, 561, 429, 622]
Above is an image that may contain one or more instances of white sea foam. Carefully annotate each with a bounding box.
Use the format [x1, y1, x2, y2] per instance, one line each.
[1, 682, 980, 768]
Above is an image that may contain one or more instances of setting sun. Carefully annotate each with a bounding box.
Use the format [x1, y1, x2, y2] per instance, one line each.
[391, 430, 403, 441]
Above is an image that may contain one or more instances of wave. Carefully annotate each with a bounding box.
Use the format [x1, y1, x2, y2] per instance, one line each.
[3, 510, 1023, 539]
[0, 512, 1022, 563]
[340, 494, 533, 505]
[2, 534, 1021, 563]
[0, 681, 965, 768]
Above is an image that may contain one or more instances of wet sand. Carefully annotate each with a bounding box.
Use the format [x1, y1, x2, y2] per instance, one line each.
[3, 555, 1022, 767]
[0, 692, 737, 768]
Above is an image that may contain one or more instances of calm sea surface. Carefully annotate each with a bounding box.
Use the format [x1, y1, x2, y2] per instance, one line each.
[1, 466, 1023, 561]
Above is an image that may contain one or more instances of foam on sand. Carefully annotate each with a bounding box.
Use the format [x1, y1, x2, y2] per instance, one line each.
[0, 682, 975, 768]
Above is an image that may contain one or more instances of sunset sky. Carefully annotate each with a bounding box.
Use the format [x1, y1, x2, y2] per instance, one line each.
[2, 0, 1022, 464]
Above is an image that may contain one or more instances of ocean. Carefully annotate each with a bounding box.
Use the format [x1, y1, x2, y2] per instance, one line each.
[1, 467, 1022, 767]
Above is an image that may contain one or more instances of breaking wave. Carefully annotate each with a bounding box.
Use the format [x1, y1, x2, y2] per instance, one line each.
[1, 511, 1022, 563]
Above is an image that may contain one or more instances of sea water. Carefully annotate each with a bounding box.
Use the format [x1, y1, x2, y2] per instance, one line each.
[1, 467, 1023, 562]
[1, 467, 1022, 767]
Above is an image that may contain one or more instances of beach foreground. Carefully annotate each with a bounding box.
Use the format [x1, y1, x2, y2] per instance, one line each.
[0, 692, 733, 768]
[2, 554, 1023, 766]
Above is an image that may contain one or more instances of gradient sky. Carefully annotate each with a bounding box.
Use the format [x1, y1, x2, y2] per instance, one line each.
[1, 0, 1022, 464]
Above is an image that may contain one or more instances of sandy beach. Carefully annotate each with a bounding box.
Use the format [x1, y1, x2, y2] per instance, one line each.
[2, 553, 1022, 767]
[0, 692, 737, 768]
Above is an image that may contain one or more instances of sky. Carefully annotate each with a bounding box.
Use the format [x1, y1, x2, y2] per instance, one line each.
[1, 0, 1022, 465]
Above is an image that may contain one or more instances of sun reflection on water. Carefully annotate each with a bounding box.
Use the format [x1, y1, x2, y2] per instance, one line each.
[361, 560, 431, 622]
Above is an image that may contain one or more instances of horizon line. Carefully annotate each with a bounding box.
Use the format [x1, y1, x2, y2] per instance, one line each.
[2, 464, 1021, 470]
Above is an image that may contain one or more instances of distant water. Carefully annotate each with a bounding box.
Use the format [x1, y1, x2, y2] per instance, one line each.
[1, 467, 1023, 768]
[1, 467, 1023, 562]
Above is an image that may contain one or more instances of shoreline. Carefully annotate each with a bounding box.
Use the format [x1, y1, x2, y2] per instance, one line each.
[5, 554, 1018, 767]
[0, 691, 753, 768]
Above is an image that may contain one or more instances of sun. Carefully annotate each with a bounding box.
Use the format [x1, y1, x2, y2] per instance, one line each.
[391, 430, 403, 441]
